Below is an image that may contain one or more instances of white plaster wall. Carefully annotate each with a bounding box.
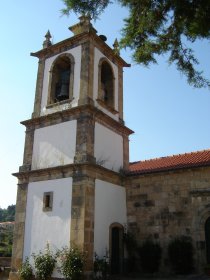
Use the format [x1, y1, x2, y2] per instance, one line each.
[94, 122, 123, 172]
[31, 120, 76, 169]
[93, 48, 119, 121]
[23, 178, 72, 277]
[41, 46, 81, 114]
[94, 179, 127, 258]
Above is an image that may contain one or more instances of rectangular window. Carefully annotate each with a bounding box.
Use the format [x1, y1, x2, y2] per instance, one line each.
[43, 192, 53, 212]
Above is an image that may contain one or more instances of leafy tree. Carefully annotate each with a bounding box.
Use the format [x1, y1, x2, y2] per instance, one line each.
[61, 0, 210, 89]
[0, 204, 15, 222]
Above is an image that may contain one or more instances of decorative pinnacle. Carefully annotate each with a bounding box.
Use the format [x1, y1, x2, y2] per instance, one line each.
[113, 38, 120, 55]
[43, 30, 52, 49]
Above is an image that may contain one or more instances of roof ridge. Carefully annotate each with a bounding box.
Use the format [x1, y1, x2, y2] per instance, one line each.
[130, 149, 210, 165]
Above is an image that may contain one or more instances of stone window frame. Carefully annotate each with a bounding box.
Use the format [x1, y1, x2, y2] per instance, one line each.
[47, 53, 75, 106]
[97, 58, 118, 114]
[43, 191, 53, 212]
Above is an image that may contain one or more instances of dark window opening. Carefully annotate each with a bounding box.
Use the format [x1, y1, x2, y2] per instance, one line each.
[100, 61, 114, 108]
[205, 217, 210, 263]
[50, 56, 72, 104]
[43, 192, 53, 212]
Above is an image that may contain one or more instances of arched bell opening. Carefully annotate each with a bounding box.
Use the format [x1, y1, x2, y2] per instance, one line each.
[98, 59, 115, 109]
[48, 54, 74, 104]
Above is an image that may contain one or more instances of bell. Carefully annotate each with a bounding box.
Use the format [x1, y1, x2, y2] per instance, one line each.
[56, 82, 69, 101]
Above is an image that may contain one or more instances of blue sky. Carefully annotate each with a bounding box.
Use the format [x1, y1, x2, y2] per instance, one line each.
[0, 0, 210, 208]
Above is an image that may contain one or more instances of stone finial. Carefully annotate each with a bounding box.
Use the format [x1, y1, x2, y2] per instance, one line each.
[42, 30, 52, 49]
[69, 15, 97, 35]
[113, 38, 120, 56]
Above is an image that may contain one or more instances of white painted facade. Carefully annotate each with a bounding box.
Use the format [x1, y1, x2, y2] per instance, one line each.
[93, 48, 119, 122]
[40, 46, 81, 115]
[94, 122, 123, 172]
[94, 179, 127, 258]
[31, 120, 77, 170]
[23, 178, 72, 277]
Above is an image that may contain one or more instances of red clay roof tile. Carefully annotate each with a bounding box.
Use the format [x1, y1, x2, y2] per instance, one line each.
[129, 149, 210, 175]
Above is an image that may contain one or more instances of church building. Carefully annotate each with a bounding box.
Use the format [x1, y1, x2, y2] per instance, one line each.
[9, 16, 210, 279]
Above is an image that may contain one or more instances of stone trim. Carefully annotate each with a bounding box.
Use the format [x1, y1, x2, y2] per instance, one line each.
[31, 31, 129, 68]
[118, 66, 123, 121]
[127, 165, 210, 178]
[32, 58, 45, 118]
[21, 104, 133, 136]
[47, 53, 75, 105]
[74, 113, 95, 164]
[78, 41, 94, 103]
[96, 99, 118, 114]
[22, 127, 35, 169]
[97, 57, 116, 111]
[10, 183, 28, 275]
[13, 163, 125, 186]
[71, 175, 95, 271]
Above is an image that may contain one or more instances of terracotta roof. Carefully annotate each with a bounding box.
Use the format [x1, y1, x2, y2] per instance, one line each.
[129, 149, 210, 175]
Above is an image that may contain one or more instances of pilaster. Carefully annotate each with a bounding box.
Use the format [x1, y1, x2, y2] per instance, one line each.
[78, 41, 94, 106]
[74, 112, 96, 164]
[32, 58, 45, 118]
[19, 127, 35, 172]
[123, 135, 130, 171]
[118, 66, 124, 123]
[9, 183, 28, 280]
[70, 172, 95, 272]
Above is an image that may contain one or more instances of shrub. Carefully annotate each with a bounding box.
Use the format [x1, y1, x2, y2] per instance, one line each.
[94, 252, 109, 279]
[57, 246, 85, 280]
[18, 257, 33, 280]
[33, 244, 56, 280]
[138, 240, 162, 273]
[168, 236, 194, 274]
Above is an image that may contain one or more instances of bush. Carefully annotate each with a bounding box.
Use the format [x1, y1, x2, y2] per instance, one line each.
[18, 258, 33, 280]
[57, 246, 85, 280]
[94, 253, 109, 279]
[138, 240, 162, 273]
[33, 244, 56, 280]
[168, 236, 194, 274]
[123, 232, 138, 273]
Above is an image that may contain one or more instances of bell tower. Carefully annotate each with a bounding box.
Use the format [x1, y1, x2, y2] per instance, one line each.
[10, 16, 133, 279]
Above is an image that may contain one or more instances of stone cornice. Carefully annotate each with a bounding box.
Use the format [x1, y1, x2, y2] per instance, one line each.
[21, 104, 134, 136]
[31, 31, 130, 68]
[13, 162, 124, 186]
[126, 165, 210, 179]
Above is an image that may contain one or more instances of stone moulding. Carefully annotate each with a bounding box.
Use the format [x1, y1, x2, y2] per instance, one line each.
[31, 31, 130, 69]
[21, 104, 134, 136]
[12, 162, 125, 186]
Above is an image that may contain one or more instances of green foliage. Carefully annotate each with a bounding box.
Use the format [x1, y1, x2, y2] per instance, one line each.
[123, 232, 138, 272]
[18, 258, 33, 280]
[0, 226, 13, 257]
[57, 246, 85, 280]
[0, 205, 15, 222]
[61, 0, 110, 19]
[168, 235, 194, 274]
[138, 239, 162, 273]
[93, 252, 109, 279]
[61, 0, 210, 89]
[33, 245, 56, 280]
